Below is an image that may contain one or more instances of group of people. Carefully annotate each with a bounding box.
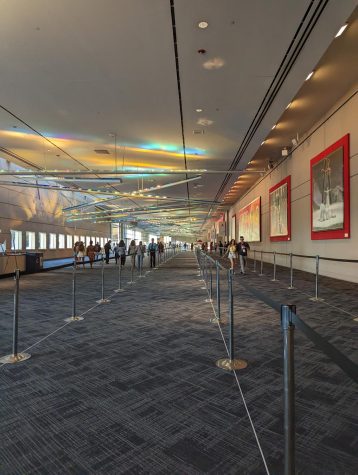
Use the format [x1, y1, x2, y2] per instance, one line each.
[73, 238, 167, 270]
[73, 240, 102, 269]
[224, 236, 250, 274]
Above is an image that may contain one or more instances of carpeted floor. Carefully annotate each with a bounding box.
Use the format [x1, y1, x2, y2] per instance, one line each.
[0, 252, 357, 474]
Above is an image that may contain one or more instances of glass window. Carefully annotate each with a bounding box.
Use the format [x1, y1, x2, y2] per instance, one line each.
[67, 235, 73, 249]
[134, 230, 142, 241]
[80, 235, 85, 243]
[39, 232, 47, 249]
[74, 235, 79, 244]
[100, 237, 105, 247]
[49, 233, 57, 249]
[58, 234, 65, 249]
[10, 230, 22, 251]
[85, 236, 91, 246]
[26, 231, 36, 250]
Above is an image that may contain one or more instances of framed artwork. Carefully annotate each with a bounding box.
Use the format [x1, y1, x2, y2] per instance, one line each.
[231, 214, 236, 241]
[238, 196, 261, 242]
[310, 134, 350, 240]
[269, 175, 291, 241]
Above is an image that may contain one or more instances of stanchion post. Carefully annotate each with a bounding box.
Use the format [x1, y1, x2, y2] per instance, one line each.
[259, 250, 264, 276]
[65, 262, 84, 321]
[96, 254, 111, 303]
[288, 253, 294, 289]
[205, 259, 213, 303]
[281, 304, 296, 475]
[114, 260, 124, 292]
[0, 269, 31, 364]
[310, 255, 324, 301]
[216, 261, 221, 321]
[215, 269, 247, 371]
[253, 249, 257, 272]
[228, 269, 234, 361]
[271, 251, 279, 281]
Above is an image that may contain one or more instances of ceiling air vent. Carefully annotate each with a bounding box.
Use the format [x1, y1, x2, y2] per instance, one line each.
[192, 129, 204, 135]
[94, 149, 110, 154]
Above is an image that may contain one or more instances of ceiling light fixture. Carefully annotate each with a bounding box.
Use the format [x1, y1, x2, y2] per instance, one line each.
[286, 102, 292, 110]
[198, 21, 208, 29]
[195, 108, 203, 112]
[335, 23, 348, 38]
[305, 71, 314, 81]
[261, 140, 265, 145]
[271, 124, 276, 130]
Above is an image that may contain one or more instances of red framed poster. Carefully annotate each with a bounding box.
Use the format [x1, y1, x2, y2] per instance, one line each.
[310, 134, 350, 240]
[269, 175, 291, 242]
[238, 196, 261, 242]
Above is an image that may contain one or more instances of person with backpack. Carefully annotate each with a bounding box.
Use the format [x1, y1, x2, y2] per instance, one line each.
[86, 240, 96, 269]
[117, 239, 126, 267]
[128, 240, 137, 269]
[147, 238, 158, 268]
[104, 240, 111, 264]
[237, 236, 250, 274]
[136, 241, 146, 272]
[77, 241, 85, 268]
[94, 242, 101, 260]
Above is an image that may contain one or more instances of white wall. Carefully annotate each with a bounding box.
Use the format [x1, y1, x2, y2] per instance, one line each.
[0, 160, 111, 260]
[228, 86, 358, 283]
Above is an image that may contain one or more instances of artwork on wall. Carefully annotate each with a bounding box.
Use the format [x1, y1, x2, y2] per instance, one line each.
[310, 134, 350, 240]
[238, 196, 261, 242]
[269, 175, 291, 241]
[231, 214, 236, 241]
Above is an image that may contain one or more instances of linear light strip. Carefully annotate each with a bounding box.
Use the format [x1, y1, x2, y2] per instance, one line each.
[0, 168, 266, 176]
[0, 181, 219, 204]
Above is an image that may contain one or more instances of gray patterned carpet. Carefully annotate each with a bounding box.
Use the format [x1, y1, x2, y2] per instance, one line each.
[0, 252, 357, 474]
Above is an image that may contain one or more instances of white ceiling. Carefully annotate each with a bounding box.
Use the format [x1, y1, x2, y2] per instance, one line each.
[0, 0, 357, 237]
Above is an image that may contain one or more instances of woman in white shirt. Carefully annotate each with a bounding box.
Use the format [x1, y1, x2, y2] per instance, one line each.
[128, 240, 137, 268]
[225, 239, 238, 273]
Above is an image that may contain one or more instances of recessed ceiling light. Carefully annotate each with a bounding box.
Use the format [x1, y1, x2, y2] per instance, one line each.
[196, 108, 203, 112]
[271, 124, 276, 130]
[286, 102, 292, 110]
[335, 23, 348, 38]
[305, 71, 314, 81]
[198, 21, 208, 29]
[261, 140, 265, 145]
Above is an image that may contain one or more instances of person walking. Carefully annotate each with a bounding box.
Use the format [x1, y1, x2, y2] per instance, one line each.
[104, 240, 111, 264]
[225, 239, 238, 273]
[219, 240, 223, 257]
[148, 238, 158, 268]
[86, 240, 96, 269]
[128, 240, 137, 269]
[113, 242, 120, 264]
[94, 241, 101, 260]
[77, 241, 85, 269]
[118, 239, 126, 267]
[237, 236, 250, 274]
[136, 241, 146, 271]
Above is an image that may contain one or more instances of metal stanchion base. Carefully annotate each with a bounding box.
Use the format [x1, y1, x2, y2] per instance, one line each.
[309, 297, 324, 302]
[271, 278, 279, 282]
[114, 288, 125, 293]
[64, 316, 84, 322]
[96, 298, 111, 304]
[258, 273, 264, 276]
[0, 352, 31, 364]
[201, 286, 207, 290]
[153, 267, 159, 270]
[205, 298, 213, 303]
[288, 285, 294, 290]
[216, 358, 248, 371]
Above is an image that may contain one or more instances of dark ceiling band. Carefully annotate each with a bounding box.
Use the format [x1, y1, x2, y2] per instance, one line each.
[207, 0, 330, 222]
[170, 0, 191, 213]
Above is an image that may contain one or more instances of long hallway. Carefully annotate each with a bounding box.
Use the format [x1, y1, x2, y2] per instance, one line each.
[1, 252, 357, 474]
